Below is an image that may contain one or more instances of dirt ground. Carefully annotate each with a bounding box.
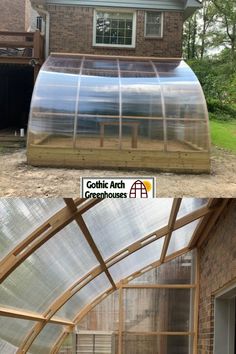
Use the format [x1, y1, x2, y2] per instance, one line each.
[0, 147, 236, 197]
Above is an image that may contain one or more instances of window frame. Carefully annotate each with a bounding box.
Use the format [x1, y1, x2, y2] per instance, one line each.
[93, 9, 137, 48]
[144, 11, 164, 38]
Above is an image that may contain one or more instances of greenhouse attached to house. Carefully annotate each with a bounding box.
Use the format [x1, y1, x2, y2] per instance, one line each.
[0, 198, 235, 354]
[27, 54, 211, 173]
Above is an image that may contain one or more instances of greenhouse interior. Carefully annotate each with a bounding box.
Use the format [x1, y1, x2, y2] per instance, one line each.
[27, 54, 210, 173]
[0, 198, 235, 354]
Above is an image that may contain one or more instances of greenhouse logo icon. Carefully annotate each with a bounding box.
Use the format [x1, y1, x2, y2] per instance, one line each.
[81, 177, 156, 198]
[129, 180, 149, 198]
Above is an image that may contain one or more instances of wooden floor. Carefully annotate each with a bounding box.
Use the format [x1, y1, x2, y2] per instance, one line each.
[32, 135, 203, 152]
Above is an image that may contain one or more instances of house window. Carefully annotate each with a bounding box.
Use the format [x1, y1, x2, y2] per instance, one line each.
[94, 10, 136, 47]
[145, 12, 163, 38]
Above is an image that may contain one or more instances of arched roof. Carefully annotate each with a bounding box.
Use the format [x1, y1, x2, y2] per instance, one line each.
[0, 198, 228, 353]
[27, 54, 210, 155]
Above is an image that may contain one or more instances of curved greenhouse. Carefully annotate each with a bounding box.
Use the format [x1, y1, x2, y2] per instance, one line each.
[27, 54, 210, 172]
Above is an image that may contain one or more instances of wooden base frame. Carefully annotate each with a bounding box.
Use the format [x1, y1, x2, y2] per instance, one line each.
[27, 146, 210, 173]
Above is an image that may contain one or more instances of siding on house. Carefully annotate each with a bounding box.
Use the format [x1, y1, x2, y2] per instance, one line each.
[48, 5, 183, 57]
[46, 0, 200, 13]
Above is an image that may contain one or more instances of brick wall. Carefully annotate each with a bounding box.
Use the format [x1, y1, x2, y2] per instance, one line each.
[198, 200, 236, 354]
[0, 0, 26, 31]
[47, 5, 183, 57]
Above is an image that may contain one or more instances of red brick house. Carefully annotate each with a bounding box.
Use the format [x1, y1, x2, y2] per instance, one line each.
[0, 0, 39, 32]
[31, 0, 201, 58]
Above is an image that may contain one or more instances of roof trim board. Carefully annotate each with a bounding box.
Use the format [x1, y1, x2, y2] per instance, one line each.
[45, 0, 201, 12]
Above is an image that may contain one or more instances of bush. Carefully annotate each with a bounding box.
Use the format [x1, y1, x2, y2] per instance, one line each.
[187, 57, 236, 121]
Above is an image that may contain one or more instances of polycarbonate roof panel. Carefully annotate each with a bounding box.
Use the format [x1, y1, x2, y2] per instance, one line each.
[129, 251, 194, 285]
[30, 324, 64, 354]
[109, 237, 165, 283]
[153, 60, 197, 83]
[83, 199, 172, 259]
[0, 221, 99, 313]
[177, 198, 208, 219]
[167, 218, 202, 256]
[55, 273, 111, 321]
[0, 317, 36, 349]
[0, 198, 64, 260]
[0, 339, 17, 354]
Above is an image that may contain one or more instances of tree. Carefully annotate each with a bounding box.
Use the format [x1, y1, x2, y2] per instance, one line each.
[212, 0, 236, 59]
[183, 13, 198, 59]
[198, 0, 217, 59]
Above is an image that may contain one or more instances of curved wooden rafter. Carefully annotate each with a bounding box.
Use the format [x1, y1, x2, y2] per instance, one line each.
[0, 198, 228, 354]
[0, 199, 100, 283]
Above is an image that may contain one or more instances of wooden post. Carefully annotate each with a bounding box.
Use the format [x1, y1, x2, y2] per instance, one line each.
[118, 287, 123, 354]
[33, 30, 41, 82]
[193, 249, 200, 354]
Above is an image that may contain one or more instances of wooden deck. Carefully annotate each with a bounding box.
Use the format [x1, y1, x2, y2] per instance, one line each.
[0, 30, 44, 81]
[0, 130, 26, 148]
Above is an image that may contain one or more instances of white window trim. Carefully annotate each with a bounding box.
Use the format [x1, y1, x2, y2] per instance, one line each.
[93, 9, 136, 48]
[144, 11, 164, 38]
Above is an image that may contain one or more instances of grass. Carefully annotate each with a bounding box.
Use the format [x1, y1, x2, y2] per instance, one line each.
[210, 119, 236, 152]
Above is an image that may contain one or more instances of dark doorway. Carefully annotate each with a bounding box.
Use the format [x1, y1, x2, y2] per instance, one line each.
[0, 64, 34, 131]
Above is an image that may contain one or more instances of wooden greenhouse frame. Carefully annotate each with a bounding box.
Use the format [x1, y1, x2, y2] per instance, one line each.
[27, 53, 211, 173]
[0, 198, 230, 354]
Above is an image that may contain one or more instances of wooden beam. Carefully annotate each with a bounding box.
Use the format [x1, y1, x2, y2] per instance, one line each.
[51, 52, 181, 61]
[0, 31, 34, 36]
[122, 284, 196, 289]
[75, 213, 116, 290]
[106, 225, 168, 268]
[64, 198, 78, 212]
[160, 198, 182, 263]
[174, 203, 213, 230]
[193, 249, 200, 354]
[188, 199, 217, 248]
[197, 199, 230, 247]
[122, 331, 194, 336]
[0, 307, 74, 326]
[0, 199, 97, 283]
[0, 57, 33, 64]
[0, 41, 34, 48]
[50, 332, 69, 354]
[118, 287, 123, 354]
[63, 198, 116, 289]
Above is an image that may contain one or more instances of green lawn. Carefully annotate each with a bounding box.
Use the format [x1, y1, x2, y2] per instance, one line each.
[210, 120, 236, 152]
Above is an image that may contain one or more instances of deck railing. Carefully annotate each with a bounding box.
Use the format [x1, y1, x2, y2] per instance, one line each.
[0, 30, 44, 79]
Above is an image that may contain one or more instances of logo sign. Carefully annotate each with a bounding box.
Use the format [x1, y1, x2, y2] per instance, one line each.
[81, 177, 156, 198]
